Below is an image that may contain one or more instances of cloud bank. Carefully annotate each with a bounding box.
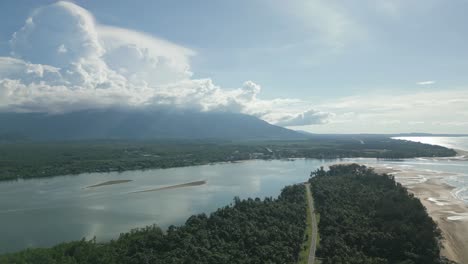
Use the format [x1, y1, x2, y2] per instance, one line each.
[309, 90, 468, 134]
[274, 110, 333, 126]
[0, 1, 327, 126]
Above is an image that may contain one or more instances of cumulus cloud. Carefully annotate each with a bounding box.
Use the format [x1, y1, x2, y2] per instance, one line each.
[99, 25, 194, 86]
[10, 1, 104, 67]
[0, 1, 328, 126]
[274, 110, 333, 126]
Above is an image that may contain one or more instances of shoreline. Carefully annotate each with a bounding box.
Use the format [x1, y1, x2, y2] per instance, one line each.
[412, 180, 468, 263]
[373, 166, 468, 263]
[455, 149, 468, 158]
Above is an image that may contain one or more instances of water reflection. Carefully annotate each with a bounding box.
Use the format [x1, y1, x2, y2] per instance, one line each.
[2, 153, 467, 254]
[394, 136, 468, 151]
[0, 159, 329, 253]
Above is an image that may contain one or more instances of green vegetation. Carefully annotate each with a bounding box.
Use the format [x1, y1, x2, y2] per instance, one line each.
[315, 213, 320, 248]
[0, 136, 456, 181]
[309, 164, 453, 264]
[0, 185, 307, 264]
[298, 186, 313, 264]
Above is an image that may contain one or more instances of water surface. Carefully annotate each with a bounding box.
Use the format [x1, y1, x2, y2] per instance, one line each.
[0, 159, 331, 253]
[394, 136, 468, 152]
[2, 136, 468, 253]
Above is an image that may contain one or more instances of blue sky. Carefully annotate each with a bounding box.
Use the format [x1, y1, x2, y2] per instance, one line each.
[0, 0, 467, 133]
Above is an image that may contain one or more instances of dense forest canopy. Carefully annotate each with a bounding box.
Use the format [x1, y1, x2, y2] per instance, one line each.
[309, 164, 454, 264]
[0, 137, 456, 181]
[0, 185, 307, 264]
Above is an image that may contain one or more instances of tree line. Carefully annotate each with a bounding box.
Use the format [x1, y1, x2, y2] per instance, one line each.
[309, 164, 455, 264]
[0, 138, 456, 181]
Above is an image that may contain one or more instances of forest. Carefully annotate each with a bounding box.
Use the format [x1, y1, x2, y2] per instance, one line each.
[0, 136, 456, 181]
[0, 185, 308, 264]
[309, 164, 455, 264]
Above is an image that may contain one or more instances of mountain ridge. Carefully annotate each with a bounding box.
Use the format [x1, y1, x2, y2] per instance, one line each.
[0, 109, 305, 141]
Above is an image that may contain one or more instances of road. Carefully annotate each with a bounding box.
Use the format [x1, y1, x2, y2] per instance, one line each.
[305, 183, 318, 264]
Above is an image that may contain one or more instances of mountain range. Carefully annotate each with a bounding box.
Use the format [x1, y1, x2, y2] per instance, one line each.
[0, 110, 305, 141]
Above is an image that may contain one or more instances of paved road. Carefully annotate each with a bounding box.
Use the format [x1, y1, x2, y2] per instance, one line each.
[305, 183, 318, 264]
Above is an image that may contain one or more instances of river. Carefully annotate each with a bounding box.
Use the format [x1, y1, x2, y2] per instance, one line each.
[1, 137, 467, 254]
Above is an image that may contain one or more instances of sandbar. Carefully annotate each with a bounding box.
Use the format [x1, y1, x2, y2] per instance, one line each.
[131, 180, 206, 193]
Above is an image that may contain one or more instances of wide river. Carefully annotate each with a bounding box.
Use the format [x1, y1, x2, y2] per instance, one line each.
[1, 137, 467, 254]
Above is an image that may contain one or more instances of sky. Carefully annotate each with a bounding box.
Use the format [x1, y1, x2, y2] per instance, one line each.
[0, 0, 467, 134]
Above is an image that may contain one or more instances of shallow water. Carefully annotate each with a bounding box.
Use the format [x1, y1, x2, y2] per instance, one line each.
[1, 137, 468, 253]
[0, 159, 332, 253]
[392, 136, 468, 203]
[394, 136, 468, 152]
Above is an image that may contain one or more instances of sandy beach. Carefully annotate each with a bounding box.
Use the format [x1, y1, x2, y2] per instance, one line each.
[455, 149, 468, 159]
[373, 166, 468, 263]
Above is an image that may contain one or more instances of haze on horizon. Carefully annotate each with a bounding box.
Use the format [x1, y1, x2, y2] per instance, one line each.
[0, 0, 467, 134]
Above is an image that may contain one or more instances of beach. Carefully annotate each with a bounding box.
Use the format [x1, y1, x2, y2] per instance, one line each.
[374, 166, 468, 263]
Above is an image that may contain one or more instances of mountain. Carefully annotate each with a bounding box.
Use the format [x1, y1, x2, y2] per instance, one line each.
[0, 109, 305, 140]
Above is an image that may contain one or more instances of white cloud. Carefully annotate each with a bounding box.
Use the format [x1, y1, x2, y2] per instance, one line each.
[274, 110, 333, 127]
[8, 1, 464, 134]
[0, 1, 327, 126]
[98, 25, 195, 86]
[10, 1, 104, 67]
[311, 90, 468, 133]
[417, 80, 435, 85]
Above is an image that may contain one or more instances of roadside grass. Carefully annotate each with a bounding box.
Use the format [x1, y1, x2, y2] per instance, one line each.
[298, 186, 313, 264]
[315, 213, 321, 264]
[315, 213, 320, 247]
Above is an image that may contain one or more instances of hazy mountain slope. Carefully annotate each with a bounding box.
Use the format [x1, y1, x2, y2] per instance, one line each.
[0, 110, 305, 140]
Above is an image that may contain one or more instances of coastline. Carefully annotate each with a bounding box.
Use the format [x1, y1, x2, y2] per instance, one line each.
[455, 149, 468, 159]
[412, 180, 468, 263]
[374, 166, 468, 263]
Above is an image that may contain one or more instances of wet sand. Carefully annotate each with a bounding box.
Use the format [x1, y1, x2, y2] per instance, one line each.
[455, 149, 468, 159]
[131, 180, 206, 193]
[86, 180, 133, 188]
[412, 180, 468, 263]
[373, 167, 468, 263]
